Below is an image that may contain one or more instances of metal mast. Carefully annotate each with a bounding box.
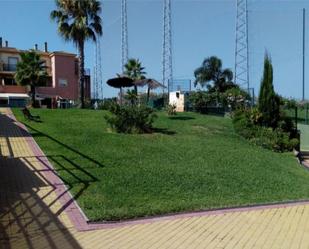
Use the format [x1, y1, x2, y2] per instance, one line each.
[162, 0, 173, 92]
[95, 37, 103, 100]
[121, 0, 129, 72]
[93, 39, 103, 100]
[303, 8, 306, 101]
[234, 0, 249, 92]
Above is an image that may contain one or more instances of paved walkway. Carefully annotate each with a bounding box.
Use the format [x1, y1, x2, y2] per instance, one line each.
[2, 107, 309, 248]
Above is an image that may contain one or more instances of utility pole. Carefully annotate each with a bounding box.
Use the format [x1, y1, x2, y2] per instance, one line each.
[303, 8, 306, 101]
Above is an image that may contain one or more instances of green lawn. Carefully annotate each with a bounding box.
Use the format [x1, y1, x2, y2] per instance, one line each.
[12, 108, 309, 221]
[285, 108, 309, 124]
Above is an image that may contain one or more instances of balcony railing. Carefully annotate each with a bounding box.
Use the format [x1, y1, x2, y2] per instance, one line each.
[0, 63, 17, 72]
[0, 85, 27, 94]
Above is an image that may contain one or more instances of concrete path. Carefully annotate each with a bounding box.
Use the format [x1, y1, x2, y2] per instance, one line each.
[1, 107, 309, 249]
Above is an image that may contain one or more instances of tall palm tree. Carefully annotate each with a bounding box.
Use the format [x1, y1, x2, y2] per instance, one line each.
[15, 51, 47, 107]
[124, 59, 146, 94]
[194, 56, 234, 93]
[51, 0, 103, 108]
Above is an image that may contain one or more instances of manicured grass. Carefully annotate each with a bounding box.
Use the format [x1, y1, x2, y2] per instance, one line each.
[13, 108, 309, 221]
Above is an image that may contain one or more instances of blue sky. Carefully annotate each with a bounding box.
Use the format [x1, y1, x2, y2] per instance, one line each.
[1, 0, 309, 99]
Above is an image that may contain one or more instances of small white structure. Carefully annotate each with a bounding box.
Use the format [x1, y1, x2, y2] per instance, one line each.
[169, 91, 185, 112]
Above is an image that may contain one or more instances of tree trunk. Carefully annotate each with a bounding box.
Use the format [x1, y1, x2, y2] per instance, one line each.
[147, 87, 150, 104]
[78, 41, 85, 109]
[120, 87, 123, 105]
[134, 85, 138, 95]
[31, 84, 36, 108]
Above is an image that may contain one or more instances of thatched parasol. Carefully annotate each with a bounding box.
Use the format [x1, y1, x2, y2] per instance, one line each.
[106, 75, 134, 104]
[106, 76, 134, 88]
[133, 78, 166, 103]
[134, 78, 165, 89]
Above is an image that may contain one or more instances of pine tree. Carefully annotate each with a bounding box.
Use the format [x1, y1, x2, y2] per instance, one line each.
[258, 52, 280, 128]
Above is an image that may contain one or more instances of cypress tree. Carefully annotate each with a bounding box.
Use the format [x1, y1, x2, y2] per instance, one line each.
[258, 52, 280, 128]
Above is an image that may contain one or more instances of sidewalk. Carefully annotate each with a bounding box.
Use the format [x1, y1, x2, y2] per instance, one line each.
[1, 107, 309, 248]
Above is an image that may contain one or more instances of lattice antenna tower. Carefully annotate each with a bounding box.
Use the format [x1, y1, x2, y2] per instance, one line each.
[162, 0, 173, 91]
[95, 37, 103, 99]
[92, 52, 97, 100]
[234, 0, 249, 91]
[121, 0, 129, 72]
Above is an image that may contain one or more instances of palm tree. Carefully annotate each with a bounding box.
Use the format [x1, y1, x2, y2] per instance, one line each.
[50, 0, 103, 108]
[15, 51, 47, 107]
[124, 59, 146, 94]
[194, 56, 234, 93]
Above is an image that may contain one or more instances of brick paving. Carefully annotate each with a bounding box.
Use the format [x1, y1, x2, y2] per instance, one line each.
[1, 107, 309, 248]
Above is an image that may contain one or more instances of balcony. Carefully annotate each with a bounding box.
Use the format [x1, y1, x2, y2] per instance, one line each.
[0, 85, 27, 94]
[0, 63, 17, 72]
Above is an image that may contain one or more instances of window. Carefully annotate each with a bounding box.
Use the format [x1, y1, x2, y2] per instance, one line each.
[8, 57, 18, 71]
[4, 78, 16, 85]
[59, 78, 68, 87]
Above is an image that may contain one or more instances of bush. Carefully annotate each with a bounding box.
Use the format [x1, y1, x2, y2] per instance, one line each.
[105, 104, 157, 134]
[99, 98, 118, 111]
[223, 87, 251, 110]
[166, 104, 177, 116]
[233, 108, 299, 152]
[189, 86, 250, 114]
[188, 91, 219, 113]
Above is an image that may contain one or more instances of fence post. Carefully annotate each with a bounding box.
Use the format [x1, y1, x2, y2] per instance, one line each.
[306, 103, 308, 124]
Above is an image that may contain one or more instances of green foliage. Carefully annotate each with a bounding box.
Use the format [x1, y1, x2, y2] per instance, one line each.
[258, 53, 281, 128]
[233, 108, 299, 152]
[194, 56, 235, 93]
[99, 98, 118, 111]
[280, 97, 298, 110]
[105, 104, 157, 134]
[166, 104, 177, 116]
[189, 86, 249, 113]
[15, 50, 47, 107]
[50, 0, 102, 45]
[223, 87, 250, 110]
[124, 58, 146, 81]
[188, 91, 218, 113]
[125, 89, 138, 106]
[124, 58, 146, 94]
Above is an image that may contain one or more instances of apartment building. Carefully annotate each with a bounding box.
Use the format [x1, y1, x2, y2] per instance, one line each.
[0, 38, 90, 108]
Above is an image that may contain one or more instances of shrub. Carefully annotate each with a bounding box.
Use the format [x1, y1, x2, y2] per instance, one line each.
[99, 98, 118, 111]
[105, 104, 157, 134]
[223, 87, 251, 110]
[166, 104, 177, 116]
[258, 53, 280, 128]
[233, 108, 299, 152]
[188, 91, 219, 113]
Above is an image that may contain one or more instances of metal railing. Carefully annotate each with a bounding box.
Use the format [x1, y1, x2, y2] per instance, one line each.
[0, 63, 17, 72]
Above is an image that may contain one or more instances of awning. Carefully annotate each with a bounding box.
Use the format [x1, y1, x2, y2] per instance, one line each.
[0, 93, 29, 99]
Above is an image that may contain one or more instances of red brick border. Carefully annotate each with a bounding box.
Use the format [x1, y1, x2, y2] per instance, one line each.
[7, 108, 309, 232]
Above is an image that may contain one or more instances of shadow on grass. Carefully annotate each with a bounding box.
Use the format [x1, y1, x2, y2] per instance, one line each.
[152, 127, 176, 135]
[168, 116, 195, 121]
[24, 123, 105, 168]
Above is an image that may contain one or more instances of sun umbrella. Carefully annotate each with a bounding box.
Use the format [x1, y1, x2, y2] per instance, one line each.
[133, 78, 166, 103]
[106, 76, 134, 88]
[134, 78, 166, 90]
[106, 76, 134, 104]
